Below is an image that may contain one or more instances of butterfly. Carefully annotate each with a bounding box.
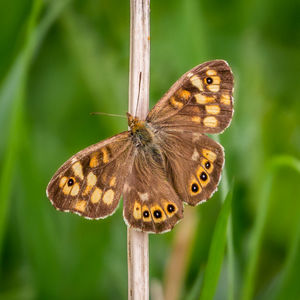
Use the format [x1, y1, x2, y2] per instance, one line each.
[46, 60, 234, 234]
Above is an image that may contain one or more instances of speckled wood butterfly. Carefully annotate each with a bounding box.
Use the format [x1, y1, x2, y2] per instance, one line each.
[46, 60, 234, 233]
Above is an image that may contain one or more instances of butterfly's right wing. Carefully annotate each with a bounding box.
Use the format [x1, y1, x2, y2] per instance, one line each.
[147, 60, 234, 134]
[47, 132, 134, 219]
[159, 130, 224, 206]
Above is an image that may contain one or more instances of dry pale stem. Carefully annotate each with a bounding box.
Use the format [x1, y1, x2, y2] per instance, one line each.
[127, 0, 150, 300]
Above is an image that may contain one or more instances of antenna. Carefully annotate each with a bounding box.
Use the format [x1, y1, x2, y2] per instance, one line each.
[90, 112, 127, 118]
[134, 72, 142, 117]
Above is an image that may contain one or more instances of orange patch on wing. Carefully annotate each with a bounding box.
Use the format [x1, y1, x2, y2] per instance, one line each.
[177, 89, 191, 100]
[192, 116, 201, 123]
[101, 148, 109, 163]
[150, 205, 167, 223]
[74, 200, 87, 212]
[89, 152, 99, 168]
[201, 158, 214, 174]
[189, 176, 202, 195]
[170, 96, 183, 108]
[196, 166, 210, 187]
[220, 93, 231, 105]
[202, 149, 217, 162]
[133, 201, 142, 219]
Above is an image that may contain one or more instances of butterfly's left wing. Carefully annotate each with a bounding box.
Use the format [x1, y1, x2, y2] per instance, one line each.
[123, 148, 184, 233]
[147, 60, 234, 134]
[47, 132, 133, 219]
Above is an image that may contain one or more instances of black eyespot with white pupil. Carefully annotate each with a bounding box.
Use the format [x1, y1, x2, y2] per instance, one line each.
[167, 204, 175, 213]
[206, 77, 213, 84]
[191, 183, 199, 193]
[205, 161, 211, 169]
[200, 172, 208, 181]
[153, 210, 162, 218]
[67, 178, 74, 186]
[143, 211, 150, 218]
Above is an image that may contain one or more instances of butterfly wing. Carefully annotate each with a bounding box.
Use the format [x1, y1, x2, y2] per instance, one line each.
[47, 132, 134, 219]
[147, 60, 234, 134]
[123, 148, 184, 233]
[158, 130, 224, 206]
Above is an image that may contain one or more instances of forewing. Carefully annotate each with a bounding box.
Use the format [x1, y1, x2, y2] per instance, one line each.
[123, 149, 184, 233]
[159, 130, 224, 206]
[147, 60, 234, 134]
[47, 132, 133, 219]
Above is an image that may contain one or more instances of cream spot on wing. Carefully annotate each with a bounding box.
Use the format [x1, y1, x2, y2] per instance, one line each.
[103, 189, 115, 205]
[190, 75, 203, 91]
[220, 93, 231, 105]
[187, 72, 194, 78]
[192, 116, 201, 123]
[207, 83, 220, 92]
[194, 93, 214, 104]
[138, 192, 149, 201]
[70, 183, 80, 196]
[170, 96, 183, 108]
[192, 133, 201, 142]
[102, 148, 109, 163]
[192, 148, 200, 161]
[203, 116, 218, 127]
[205, 105, 220, 115]
[83, 172, 97, 195]
[89, 152, 99, 167]
[87, 172, 97, 185]
[133, 201, 142, 219]
[91, 187, 103, 203]
[210, 75, 221, 84]
[59, 176, 67, 188]
[74, 200, 87, 212]
[202, 149, 217, 162]
[63, 183, 72, 195]
[109, 177, 116, 187]
[72, 162, 84, 180]
[206, 69, 217, 76]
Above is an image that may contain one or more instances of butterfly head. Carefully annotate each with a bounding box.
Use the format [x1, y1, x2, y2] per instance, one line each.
[127, 113, 146, 133]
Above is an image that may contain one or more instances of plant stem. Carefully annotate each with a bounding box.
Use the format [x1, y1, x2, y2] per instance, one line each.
[127, 0, 150, 299]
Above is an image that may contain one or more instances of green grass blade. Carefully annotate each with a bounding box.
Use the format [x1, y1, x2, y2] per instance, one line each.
[0, 0, 72, 260]
[241, 155, 300, 300]
[275, 217, 300, 300]
[0, 0, 43, 260]
[199, 188, 233, 300]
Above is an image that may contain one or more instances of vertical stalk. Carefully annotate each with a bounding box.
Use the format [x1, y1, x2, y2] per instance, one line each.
[127, 1, 150, 299]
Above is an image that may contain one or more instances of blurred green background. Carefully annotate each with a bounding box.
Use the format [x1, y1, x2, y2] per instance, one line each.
[0, 0, 299, 299]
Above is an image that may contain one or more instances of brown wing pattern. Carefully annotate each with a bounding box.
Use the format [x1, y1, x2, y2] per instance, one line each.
[123, 148, 184, 233]
[47, 132, 133, 219]
[158, 130, 224, 206]
[147, 60, 234, 134]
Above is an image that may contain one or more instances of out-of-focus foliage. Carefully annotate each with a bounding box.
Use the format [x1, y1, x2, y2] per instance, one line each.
[0, 0, 299, 299]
